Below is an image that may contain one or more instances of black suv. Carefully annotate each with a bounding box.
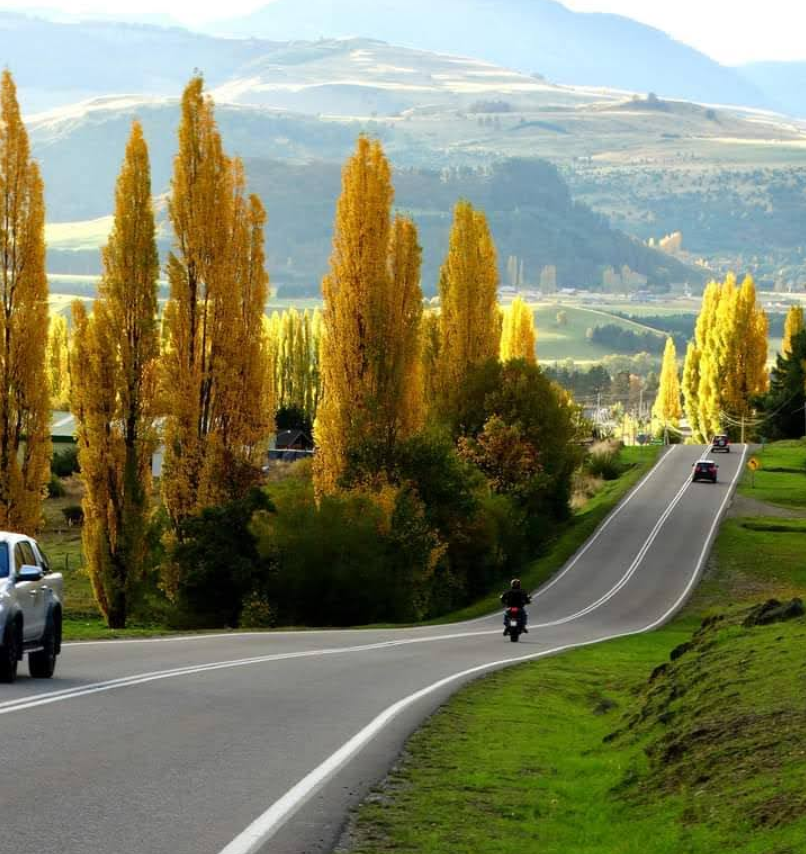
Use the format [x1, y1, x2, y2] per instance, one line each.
[711, 434, 730, 453]
[693, 460, 719, 483]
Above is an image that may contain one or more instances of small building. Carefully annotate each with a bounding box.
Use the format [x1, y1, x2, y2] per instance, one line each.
[267, 429, 315, 463]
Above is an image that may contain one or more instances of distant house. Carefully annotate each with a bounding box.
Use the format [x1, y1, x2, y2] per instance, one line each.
[51, 411, 76, 448]
[267, 429, 315, 463]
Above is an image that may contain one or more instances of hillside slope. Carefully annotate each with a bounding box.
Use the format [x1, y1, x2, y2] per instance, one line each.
[216, 0, 768, 109]
[45, 156, 702, 294]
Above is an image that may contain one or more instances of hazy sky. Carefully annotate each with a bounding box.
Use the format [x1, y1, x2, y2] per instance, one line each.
[3, 0, 802, 66]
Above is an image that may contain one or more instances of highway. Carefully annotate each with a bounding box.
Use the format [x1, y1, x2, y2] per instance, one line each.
[0, 444, 746, 854]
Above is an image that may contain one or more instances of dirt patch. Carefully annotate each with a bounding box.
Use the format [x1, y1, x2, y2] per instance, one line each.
[728, 495, 806, 519]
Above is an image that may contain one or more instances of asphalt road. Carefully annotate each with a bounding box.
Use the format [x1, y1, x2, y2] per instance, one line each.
[0, 444, 746, 854]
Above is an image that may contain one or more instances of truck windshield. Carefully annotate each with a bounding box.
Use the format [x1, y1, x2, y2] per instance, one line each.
[0, 543, 8, 578]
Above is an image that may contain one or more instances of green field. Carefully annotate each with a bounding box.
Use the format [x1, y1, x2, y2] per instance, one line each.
[342, 445, 806, 854]
[532, 303, 665, 363]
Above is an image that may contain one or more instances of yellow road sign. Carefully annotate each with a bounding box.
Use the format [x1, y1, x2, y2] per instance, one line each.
[748, 457, 761, 472]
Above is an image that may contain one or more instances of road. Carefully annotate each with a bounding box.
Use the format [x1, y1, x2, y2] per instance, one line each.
[0, 444, 745, 854]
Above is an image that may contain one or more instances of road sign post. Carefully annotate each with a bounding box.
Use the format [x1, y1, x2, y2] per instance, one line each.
[748, 456, 761, 488]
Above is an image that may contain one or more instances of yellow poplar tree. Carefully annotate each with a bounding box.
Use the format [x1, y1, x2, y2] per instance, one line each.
[314, 137, 424, 495]
[652, 338, 682, 432]
[438, 200, 500, 401]
[500, 296, 537, 363]
[681, 341, 701, 441]
[47, 314, 71, 410]
[70, 120, 160, 628]
[718, 274, 768, 428]
[0, 70, 51, 534]
[270, 307, 323, 425]
[782, 305, 804, 357]
[161, 77, 273, 551]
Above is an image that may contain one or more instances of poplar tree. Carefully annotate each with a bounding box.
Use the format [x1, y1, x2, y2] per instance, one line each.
[47, 314, 71, 410]
[0, 71, 50, 534]
[718, 274, 768, 427]
[500, 296, 537, 363]
[161, 77, 273, 550]
[314, 137, 424, 495]
[652, 338, 682, 432]
[70, 124, 160, 628]
[438, 200, 500, 403]
[684, 274, 768, 442]
[270, 307, 323, 425]
[782, 304, 804, 357]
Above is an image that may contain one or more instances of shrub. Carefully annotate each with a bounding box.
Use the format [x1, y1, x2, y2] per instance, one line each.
[52, 446, 80, 478]
[585, 441, 624, 481]
[48, 474, 66, 498]
[168, 488, 274, 628]
[239, 592, 277, 629]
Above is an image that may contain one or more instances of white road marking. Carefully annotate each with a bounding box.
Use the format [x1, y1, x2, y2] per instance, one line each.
[66, 446, 676, 646]
[3, 447, 728, 714]
[216, 446, 748, 854]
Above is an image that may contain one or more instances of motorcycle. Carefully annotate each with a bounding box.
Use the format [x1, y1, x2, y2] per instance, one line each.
[504, 606, 525, 642]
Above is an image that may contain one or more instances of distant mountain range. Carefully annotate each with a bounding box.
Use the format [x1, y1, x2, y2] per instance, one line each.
[213, 0, 770, 110]
[740, 62, 806, 118]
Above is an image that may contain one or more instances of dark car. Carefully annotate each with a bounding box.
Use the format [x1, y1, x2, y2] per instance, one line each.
[711, 434, 730, 453]
[693, 460, 719, 483]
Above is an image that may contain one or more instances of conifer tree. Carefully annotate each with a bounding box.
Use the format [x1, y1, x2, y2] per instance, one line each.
[0, 71, 51, 534]
[782, 304, 804, 357]
[652, 338, 682, 433]
[500, 296, 537, 363]
[161, 77, 272, 551]
[438, 200, 500, 405]
[71, 121, 159, 628]
[47, 314, 71, 410]
[314, 137, 423, 495]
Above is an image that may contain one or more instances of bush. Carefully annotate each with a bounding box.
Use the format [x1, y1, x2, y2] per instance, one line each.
[48, 474, 66, 498]
[585, 441, 624, 481]
[52, 446, 80, 478]
[239, 592, 277, 629]
[168, 488, 274, 628]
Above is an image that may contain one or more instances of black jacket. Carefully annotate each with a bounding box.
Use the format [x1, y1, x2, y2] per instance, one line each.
[501, 589, 531, 608]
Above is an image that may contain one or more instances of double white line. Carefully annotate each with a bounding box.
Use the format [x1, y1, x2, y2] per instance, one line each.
[219, 444, 748, 854]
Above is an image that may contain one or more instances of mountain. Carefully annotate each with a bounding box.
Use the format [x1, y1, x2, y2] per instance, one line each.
[740, 62, 806, 118]
[0, 11, 268, 112]
[41, 121, 703, 295]
[214, 0, 768, 110]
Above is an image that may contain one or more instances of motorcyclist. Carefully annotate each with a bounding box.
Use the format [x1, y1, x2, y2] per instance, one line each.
[501, 578, 531, 634]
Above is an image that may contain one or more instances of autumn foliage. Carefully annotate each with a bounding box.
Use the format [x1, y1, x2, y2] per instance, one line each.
[70, 121, 160, 628]
[0, 71, 51, 534]
[683, 274, 768, 441]
[160, 78, 274, 562]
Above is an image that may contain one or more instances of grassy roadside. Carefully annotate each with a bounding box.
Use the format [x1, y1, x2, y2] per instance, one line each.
[340, 441, 806, 854]
[53, 445, 662, 641]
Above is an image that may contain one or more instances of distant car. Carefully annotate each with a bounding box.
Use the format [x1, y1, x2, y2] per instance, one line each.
[711, 434, 730, 453]
[692, 461, 719, 483]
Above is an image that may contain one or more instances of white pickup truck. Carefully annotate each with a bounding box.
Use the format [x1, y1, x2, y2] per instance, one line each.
[0, 532, 63, 683]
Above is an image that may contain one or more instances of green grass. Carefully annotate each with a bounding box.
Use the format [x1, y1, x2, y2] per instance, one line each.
[533, 304, 665, 363]
[341, 441, 806, 854]
[739, 440, 806, 507]
[344, 615, 806, 854]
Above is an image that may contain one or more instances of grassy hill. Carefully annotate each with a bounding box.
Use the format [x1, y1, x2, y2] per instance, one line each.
[216, 0, 768, 110]
[341, 443, 806, 853]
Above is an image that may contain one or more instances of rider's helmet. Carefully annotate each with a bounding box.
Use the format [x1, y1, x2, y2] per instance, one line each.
[511, 578, 521, 589]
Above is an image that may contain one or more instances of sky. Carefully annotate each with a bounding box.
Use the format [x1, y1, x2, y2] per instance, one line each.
[3, 0, 803, 66]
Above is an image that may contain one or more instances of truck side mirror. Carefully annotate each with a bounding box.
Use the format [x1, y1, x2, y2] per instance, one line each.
[17, 565, 43, 583]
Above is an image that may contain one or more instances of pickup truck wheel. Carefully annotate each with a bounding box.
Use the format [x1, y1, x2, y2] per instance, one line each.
[29, 619, 57, 679]
[0, 623, 19, 684]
